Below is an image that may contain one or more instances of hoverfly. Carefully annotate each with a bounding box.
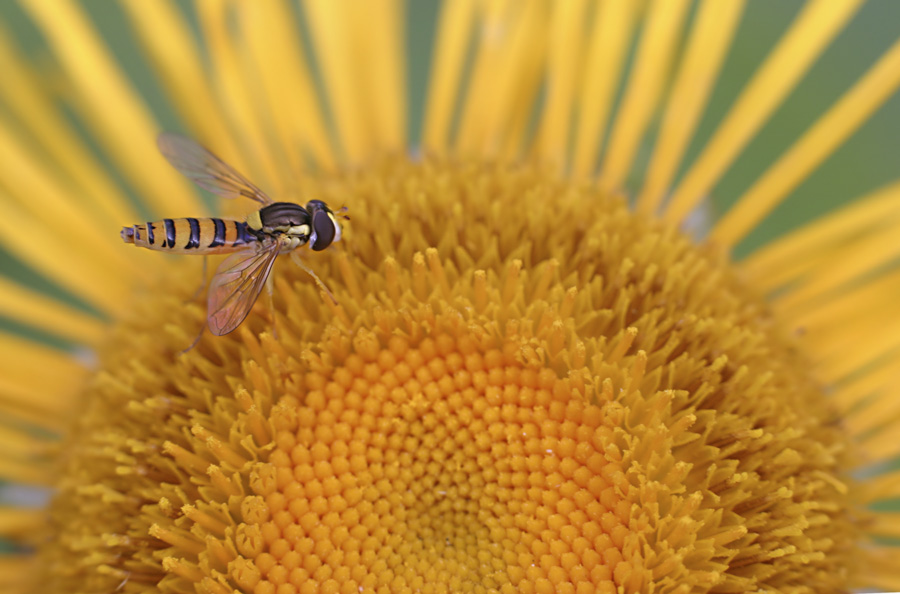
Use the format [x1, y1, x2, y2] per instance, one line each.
[121, 133, 346, 336]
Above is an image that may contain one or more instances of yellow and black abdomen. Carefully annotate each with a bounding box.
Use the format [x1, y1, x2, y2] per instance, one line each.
[120, 217, 257, 254]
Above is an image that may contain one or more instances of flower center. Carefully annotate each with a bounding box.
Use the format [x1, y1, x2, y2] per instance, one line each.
[268, 329, 616, 590]
[36, 161, 857, 593]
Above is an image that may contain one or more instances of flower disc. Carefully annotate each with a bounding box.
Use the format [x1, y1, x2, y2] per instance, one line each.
[37, 162, 857, 593]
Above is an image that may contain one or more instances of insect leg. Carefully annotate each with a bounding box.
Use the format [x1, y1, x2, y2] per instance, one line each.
[290, 251, 338, 305]
[180, 324, 206, 355]
[266, 272, 279, 340]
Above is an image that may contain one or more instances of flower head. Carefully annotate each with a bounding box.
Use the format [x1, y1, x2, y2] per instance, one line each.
[2, 1, 900, 593]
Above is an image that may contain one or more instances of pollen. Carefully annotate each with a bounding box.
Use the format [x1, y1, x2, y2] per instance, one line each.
[33, 161, 863, 593]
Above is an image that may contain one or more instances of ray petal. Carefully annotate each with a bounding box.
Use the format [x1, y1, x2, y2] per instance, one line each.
[740, 181, 900, 292]
[0, 459, 53, 487]
[664, 0, 865, 224]
[454, 0, 517, 156]
[21, 0, 205, 218]
[0, 119, 133, 272]
[0, 277, 105, 346]
[423, 0, 478, 155]
[570, 0, 639, 178]
[830, 356, 898, 415]
[196, 0, 285, 194]
[302, 0, 371, 164]
[0, 26, 141, 226]
[0, 508, 47, 538]
[119, 0, 249, 175]
[0, 194, 130, 315]
[456, 1, 548, 159]
[357, 0, 407, 153]
[712, 37, 900, 247]
[240, 0, 337, 172]
[599, 0, 691, 192]
[636, 0, 746, 214]
[0, 335, 86, 419]
[533, 0, 588, 171]
[775, 223, 900, 317]
[815, 320, 900, 385]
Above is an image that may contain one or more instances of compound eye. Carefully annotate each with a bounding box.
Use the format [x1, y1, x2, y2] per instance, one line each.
[310, 209, 336, 251]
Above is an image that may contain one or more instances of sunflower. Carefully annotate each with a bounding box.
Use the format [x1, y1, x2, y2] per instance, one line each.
[2, 1, 900, 592]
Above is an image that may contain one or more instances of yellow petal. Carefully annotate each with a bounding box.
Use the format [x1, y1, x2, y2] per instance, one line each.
[599, 0, 691, 191]
[0, 193, 130, 315]
[636, 0, 746, 213]
[0, 118, 133, 271]
[0, 508, 46, 538]
[0, 276, 105, 346]
[0, 335, 86, 418]
[239, 0, 337, 172]
[423, 0, 478, 154]
[356, 0, 406, 153]
[533, 0, 589, 170]
[664, 0, 865, 224]
[0, 458, 53, 486]
[741, 181, 900, 292]
[847, 386, 900, 457]
[302, 0, 373, 164]
[815, 315, 900, 384]
[456, 1, 547, 158]
[712, 36, 900, 247]
[21, 0, 206, 218]
[776, 223, 900, 318]
[793, 270, 900, 335]
[0, 424, 56, 464]
[571, 0, 639, 178]
[195, 0, 285, 195]
[119, 0, 251, 176]
[0, 26, 141, 226]
[830, 354, 898, 415]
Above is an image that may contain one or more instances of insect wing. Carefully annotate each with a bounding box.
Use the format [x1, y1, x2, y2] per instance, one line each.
[158, 133, 272, 204]
[207, 245, 279, 335]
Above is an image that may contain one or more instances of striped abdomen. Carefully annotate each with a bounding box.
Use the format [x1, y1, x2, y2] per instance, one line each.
[120, 217, 258, 254]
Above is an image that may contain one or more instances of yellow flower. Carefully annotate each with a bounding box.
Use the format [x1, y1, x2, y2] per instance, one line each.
[1, 1, 900, 593]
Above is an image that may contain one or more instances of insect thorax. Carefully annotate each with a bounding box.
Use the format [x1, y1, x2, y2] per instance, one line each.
[251, 202, 311, 242]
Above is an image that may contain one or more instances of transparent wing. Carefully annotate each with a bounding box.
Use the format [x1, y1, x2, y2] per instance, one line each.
[158, 132, 272, 204]
[207, 244, 280, 335]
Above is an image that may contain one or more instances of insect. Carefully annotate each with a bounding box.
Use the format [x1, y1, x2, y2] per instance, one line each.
[121, 133, 346, 336]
